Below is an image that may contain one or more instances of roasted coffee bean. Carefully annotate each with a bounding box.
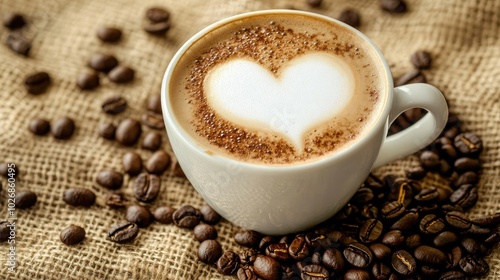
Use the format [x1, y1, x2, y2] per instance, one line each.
[381, 201, 405, 219]
[411, 50, 432, 69]
[395, 69, 426, 86]
[420, 214, 445, 235]
[101, 96, 127, 114]
[15, 190, 37, 209]
[141, 111, 164, 129]
[440, 143, 458, 161]
[252, 254, 281, 280]
[63, 188, 96, 207]
[288, 235, 309, 260]
[471, 212, 500, 227]
[388, 179, 413, 207]
[465, 224, 491, 237]
[60, 225, 85, 245]
[343, 242, 373, 268]
[337, 8, 361, 28]
[51, 117, 75, 139]
[391, 250, 416, 276]
[172, 205, 202, 229]
[321, 248, 345, 272]
[108, 65, 135, 83]
[145, 150, 170, 174]
[98, 122, 116, 140]
[3, 12, 26, 29]
[217, 251, 240, 275]
[380, 0, 407, 13]
[142, 131, 162, 151]
[343, 268, 370, 280]
[454, 132, 482, 157]
[306, 0, 322, 7]
[359, 218, 383, 243]
[415, 187, 439, 203]
[369, 243, 391, 260]
[29, 118, 50, 135]
[0, 221, 10, 242]
[405, 233, 422, 249]
[105, 193, 127, 209]
[406, 166, 427, 180]
[391, 210, 419, 231]
[122, 152, 142, 175]
[239, 248, 258, 266]
[88, 53, 118, 72]
[449, 184, 478, 209]
[372, 262, 392, 280]
[311, 251, 322, 264]
[24, 71, 51, 94]
[115, 118, 142, 146]
[445, 126, 461, 140]
[414, 245, 446, 266]
[125, 205, 153, 228]
[77, 71, 99, 90]
[237, 266, 258, 280]
[483, 231, 500, 247]
[301, 264, 329, 280]
[421, 264, 440, 277]
[265, 243, 291, 262]
[420, 151, 440, 170]
[133, 173, 160, 202]
[97, 26, 122, 42]
[107, 222, 139, 244]
[152, 206, 175, 224]
[459, 254, 489, 276]
[352, 187, 374, 204]
[454, 157, 480, 173]
[143, 21, 171, 35]
[439, 270, 466, 280]
[381, 230, 405, 247]
[146, 7, 170, 23]
[146, 94, 162, 114]
[194, 224, 218, 242]
[199, 203, 222, 224]
[433, 231, 459, 248]
[172, 161, 186, 177]
[437, 187, 453, 202]
[461, 237, 481, 255]
[96, 170, 123, 190]
[447, 246, 463, 268]
[360, 204, 379, 219]
[235, 229, 261, 248]
[259, 236, 277, 251]
[445, 211, 471, 230]
[452, 171, 478, 189]
[6, 32, 31, 56]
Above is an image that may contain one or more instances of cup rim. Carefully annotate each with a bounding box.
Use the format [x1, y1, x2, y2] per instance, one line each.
[161, 9, 394, 171]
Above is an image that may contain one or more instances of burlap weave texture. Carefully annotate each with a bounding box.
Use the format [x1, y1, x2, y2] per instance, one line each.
[0, 0, 499, 279]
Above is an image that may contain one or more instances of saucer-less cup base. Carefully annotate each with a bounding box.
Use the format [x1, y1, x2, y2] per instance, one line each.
[161, 10, 448, 235]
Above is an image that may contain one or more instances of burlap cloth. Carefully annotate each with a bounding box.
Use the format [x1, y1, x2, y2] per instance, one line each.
[0, 0, 499, 279]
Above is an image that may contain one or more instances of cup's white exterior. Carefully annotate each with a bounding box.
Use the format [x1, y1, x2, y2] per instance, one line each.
[161, 10, 448, 235]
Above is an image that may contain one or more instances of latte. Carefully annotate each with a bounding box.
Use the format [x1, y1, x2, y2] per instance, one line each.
[169, 13, 388, 165]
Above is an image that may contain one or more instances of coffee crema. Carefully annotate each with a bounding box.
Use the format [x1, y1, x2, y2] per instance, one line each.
[169, 13, 387, 165]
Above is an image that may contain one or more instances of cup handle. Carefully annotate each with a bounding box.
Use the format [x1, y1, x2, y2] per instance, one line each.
[372, 83, 448, 169]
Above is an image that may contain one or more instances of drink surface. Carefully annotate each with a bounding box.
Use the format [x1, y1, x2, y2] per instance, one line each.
[169, 13, 387, 165]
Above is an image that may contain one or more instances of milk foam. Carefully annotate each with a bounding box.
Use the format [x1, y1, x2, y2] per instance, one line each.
[204, 52, 355, 150]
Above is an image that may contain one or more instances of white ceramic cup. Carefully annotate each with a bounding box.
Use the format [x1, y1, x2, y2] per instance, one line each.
[161, 10, 448, 235]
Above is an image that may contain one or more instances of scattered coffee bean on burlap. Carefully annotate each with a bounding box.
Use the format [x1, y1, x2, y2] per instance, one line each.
[98, 122, 116, 140]
[101, 96, 127, 115]
[144, 21, 171, 35]
[194, 224, 218, 242]
[198, 239, 223, 264]
[132, 173, 160, 203]
[24, 71, 51, 95]
[337, 8, 361, 28]
[105, 193, 127, 209]
[125, 205, 153, 228]
[306, 0, 322, 8]
[6, 32, 31, 56]
[146, 94, 162, 114]
[96, 170, 123, 190]
[15, 190, 37, 209]
[141, 131, 162, 151]
[2, 12, 27, 29]
[411, 50, 432, 69]
[63, 188, 96, 207]
[0, 221, 9, 242]
[145, 7, 170, 23]
[173, 205, 202, 229]
[51, 116, 75, 139]
[152, 206, 175, 224]
[97, 26, 122, 43]
[141, 111, 164, 129]
[145, 150, 170, 175]
[380, 0, 407, 13]
[107, 222, 139, 244]
[88, 53, 119, 73]
[115, 118, 142, 146]
[29, 117, 51, 135]
[108, 65, 135, 83]
[395, 69, 426, 86]
[77, 71, 99, 90]
[122, 151, 143, 175]
[60, 225, 86, 245]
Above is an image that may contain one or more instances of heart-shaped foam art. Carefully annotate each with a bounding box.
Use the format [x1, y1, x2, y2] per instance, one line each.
[204, 52, 355, 151]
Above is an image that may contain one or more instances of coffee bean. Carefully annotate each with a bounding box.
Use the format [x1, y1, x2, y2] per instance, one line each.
[172, 205, 202, 229]
[51, 116, 75, 139]
[372, 262, 392, 280]
[29, 117, 50, 135]
[107, 222, 139, 244]
[369, 243, 391, 260]
[15, 190, 37, 209]
[483, 231, 500, 247]
[24, 71, 51, 94]
[265, 243, 291, 262]
[146, 7, 170, 23]
[0, 163, 18, 178]
[77, 71, 99, 90]
[459, 254, 489, 276]
[141, 111, 164, 129]
[99, 122, 116, 140]
[306, 0, 322, 7]
[63, 188, 96, 207]
[387, 179, 413, 207]
[414, 245, 447, 266]
[449, 184, 478, 209]
[132, 173, 160, 202]
[0, 221, 10, 242]
[237, 266, 258, 280]
[454, 132, 482, 157]
[360, 204, 379, 219]
[6, 32, 31, 56]
[321, 248, 345, 272]
[3, 12, 26, 29]
[125, 205, 153, 228]
[415, 187, 439, 203]
[405, 233, 422, 249]
[301, 264, 329, 280]
[235, 229, 262, 248]
[359, 218, 383, 243]
[105, 193, 127, 209]
[146, 94, 162, 114]
[471, 212, 500, 227]
[142, 131, 162, 151]
[239, 248, 258, 266]
[391, 210, 419, 231]
[172, 161, 186, 177]
[96, 170, 123, 190]
[461, 237, 481, 255]
[97, 26, 122, 42]
[101, 96, 127, 114]
[122, 151, 142, 175]
[337, 8, 361, 28]
[343, 242, 373, 268]
[108, 65, 135, 83]
[406, 166, 427, 180]
[465, 224, 491, 237]
[343, 268, 370, 280]
[439, 270, 466, 280]
[411, 50, 432, 69]
[380, 0, 407, 13]
[217, 250, 240, 275]
[60, 225, 85, 245]
[381, 201, 405, 219]
[152, 206, 175, 224]
[143, 21, 171, 35]
[420, 151, 440, 170]
[382, 230, 405, 247]
[445, 211, 471, 230]
[452, 171, 478, 189]
[395, 70, 426, 86]
[419, 214, 445, 235]
[447, 246, 463, 268]
[288, 235, 309, 260]
[252, 254, 281, 280]
[440, 144, 458, 161]
[454, 157, 480, 173]
[115, 118, 142, 146]
[88, 53, 119, 72]
[200, 203, 222, 224]
[391, 250, 416, 276]
[352, 187, 374, 204]
[198, 239, 222, 264]
[194, 224, 218, 242]
[433, 231, 459, 248]
[145, 150, 170, 175]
